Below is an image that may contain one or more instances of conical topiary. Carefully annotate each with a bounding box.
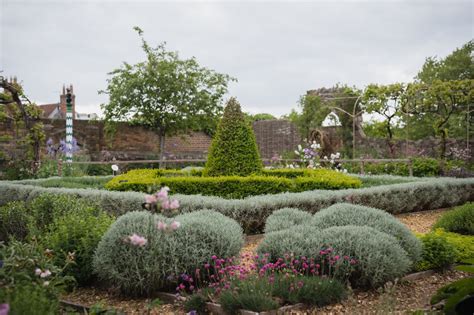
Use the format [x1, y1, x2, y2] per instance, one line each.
[204, 97, 262, 176]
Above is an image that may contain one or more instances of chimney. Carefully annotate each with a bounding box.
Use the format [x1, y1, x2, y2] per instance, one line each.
[59, 84, 76, 119]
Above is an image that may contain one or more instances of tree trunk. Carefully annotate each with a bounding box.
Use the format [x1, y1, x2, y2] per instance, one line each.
[159, 129, 166, 169]
[440, 129, 447, 160]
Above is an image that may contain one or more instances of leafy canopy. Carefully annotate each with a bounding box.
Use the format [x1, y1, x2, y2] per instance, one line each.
[100, 27, 235, 136]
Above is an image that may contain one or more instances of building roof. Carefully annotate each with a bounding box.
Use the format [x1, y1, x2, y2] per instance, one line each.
[39, 103, 60, 118]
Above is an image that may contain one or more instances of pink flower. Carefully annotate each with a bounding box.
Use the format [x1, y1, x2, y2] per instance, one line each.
[169, 199, 180, 209]
[170, 221, 181, 231]
[156, 187, 169, 201]
[128, 233, 147, 247]
[145, 194, 158, 204]
[35, 268, 42, 276]
[156, 221, 167, 231]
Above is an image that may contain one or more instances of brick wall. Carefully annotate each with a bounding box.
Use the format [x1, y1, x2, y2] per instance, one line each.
[0, 118, 301, 161]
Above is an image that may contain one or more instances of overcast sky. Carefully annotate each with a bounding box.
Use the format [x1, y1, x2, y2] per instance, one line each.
[1, 0, 472, 117]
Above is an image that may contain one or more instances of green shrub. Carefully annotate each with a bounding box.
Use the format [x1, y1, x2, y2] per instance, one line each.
[93, 210, 243, 296]
[345, 158, 441, 177]
[0, 201, 30, 243]
[431, 229, 474, 262]
[0, 283, 60, 315]
[40, 204, 115, 285]
[27, 193, 100, 234]
[184, 293, 207, 313]
[105, 170, 362, 199]
[284, 276, 347, 307]
[257, 225, 411, 287]
[416, 232, 457, 271]
[0, 240, 74, 315]
[433, 202, 474, 235]
[218, 280, 279, 314]
[309, 203, 422, 264]
[204, 97, 262, 176]
[264, 208, 312, 234]
[430, 277, 474, 315]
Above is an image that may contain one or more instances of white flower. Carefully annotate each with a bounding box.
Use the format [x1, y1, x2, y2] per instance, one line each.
[343, 169, 348, 173]
[323, 156, 328, 160]
[43, 281, 50, 286]
[111, 164, 119, 171]
[40, 269, 52, 278]
[294, 150, 300, 155]
[35, 268, 42, 276]
[298, 145, 302, 151]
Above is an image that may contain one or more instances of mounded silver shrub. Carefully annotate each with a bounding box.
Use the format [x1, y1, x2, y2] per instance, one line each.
[93, 210, 243, 296]
[1, 177, 473, 233]
[309, 203, 422, 264]
[264, 208, 313, 233]
[257, 225, 411, 287]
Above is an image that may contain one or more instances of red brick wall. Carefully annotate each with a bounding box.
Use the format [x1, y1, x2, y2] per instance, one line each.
[0, 118, 300, 161]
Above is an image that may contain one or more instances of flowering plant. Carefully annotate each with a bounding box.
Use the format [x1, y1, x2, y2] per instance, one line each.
[142, 186, 180, 216]
[176, 248, 357, 297]
[289, 140, 347, 173]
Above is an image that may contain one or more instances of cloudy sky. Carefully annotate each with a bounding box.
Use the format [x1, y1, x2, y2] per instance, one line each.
[1, 0, 472, 117]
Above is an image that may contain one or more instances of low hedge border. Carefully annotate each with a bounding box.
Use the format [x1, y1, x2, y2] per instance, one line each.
[1, 177, 473, 233]
[104, 170, 362, 199]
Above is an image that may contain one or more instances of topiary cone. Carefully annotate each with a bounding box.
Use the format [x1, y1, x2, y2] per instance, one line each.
[204, 97, 262, 176]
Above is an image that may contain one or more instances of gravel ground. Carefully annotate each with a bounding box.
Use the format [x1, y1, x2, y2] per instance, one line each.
[395, 208, 449, 233]
[63, 207, 467, 314]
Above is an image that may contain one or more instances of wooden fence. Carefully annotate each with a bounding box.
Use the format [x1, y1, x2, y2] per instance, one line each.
[68, 158, 416, 176]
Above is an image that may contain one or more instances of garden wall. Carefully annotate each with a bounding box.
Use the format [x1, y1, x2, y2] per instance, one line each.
[0, 117, 471, 161]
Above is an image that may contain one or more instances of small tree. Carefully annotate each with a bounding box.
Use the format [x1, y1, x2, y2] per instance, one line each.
[362, 83, 404, 156]
[0, 76, 44, 177]
[204, 97, 262, 176]
[100, 27, 235, 166]
[403, 79, 473, 158]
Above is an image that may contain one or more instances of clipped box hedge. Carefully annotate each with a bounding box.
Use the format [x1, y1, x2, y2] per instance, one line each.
[104, 168, 362, 198]
[1, 177, 473, 233]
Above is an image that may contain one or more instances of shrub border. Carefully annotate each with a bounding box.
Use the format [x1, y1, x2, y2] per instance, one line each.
[1, 177, 473, 233]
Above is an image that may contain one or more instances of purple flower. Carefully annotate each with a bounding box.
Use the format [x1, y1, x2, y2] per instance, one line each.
[0, 304, 9, 315]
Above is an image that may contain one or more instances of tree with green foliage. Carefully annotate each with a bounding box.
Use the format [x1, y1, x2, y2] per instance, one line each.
[291, 94, 331, 140]
[205, 97, 262, 176]
[405, 40, 474, 141]
[0, 76, 44, 177]
[362, 83, 405, 156]
[416, 40, 473, 84]
[245, 113, 276, 123]
[403, 79, 473, 158]
[100, 27, 235, 166]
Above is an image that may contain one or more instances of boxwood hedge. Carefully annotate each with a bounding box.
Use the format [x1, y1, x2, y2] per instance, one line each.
[104, 168, 362, 198]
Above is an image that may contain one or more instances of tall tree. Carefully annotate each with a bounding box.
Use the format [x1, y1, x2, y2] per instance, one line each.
[403, 79, 473, 158]
[416, 40, 474, 83]
[0, 76, 44, 176]
[100, 27, 235, 165]
[362, 83, 404, 156]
